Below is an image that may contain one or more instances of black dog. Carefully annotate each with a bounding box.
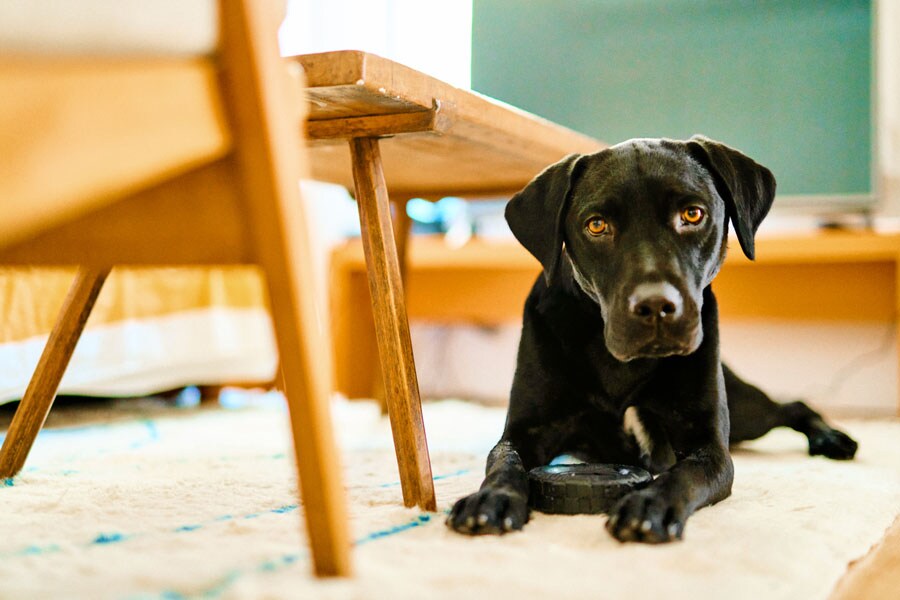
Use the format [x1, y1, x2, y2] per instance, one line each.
[447, 136, 858, 543]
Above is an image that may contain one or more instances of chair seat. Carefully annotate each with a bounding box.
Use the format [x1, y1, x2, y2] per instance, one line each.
[0, 57, 230, 249]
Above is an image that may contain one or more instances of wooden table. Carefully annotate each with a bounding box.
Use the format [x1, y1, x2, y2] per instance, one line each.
[290, 51, 604, 512]
[331, 231, 900, 415]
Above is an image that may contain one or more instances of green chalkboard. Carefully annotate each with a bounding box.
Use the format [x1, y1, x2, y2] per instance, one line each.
[472, 0, 872, 197]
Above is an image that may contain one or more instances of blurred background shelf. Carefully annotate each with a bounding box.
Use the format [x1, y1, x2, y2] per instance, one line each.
[331, 231, 900, 415]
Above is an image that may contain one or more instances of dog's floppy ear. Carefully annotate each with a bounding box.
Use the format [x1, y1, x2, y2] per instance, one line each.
[686, 135, 776, 260]
[505, 153, 585, 284]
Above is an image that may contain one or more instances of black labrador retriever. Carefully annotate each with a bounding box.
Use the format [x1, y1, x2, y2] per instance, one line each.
[447, 136, 858, 543]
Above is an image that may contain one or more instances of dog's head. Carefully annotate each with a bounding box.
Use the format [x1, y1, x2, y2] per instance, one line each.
[505, 136, 775, 362]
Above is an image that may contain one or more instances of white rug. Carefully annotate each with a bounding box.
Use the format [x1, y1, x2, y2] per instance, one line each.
[2, 394, 899, 600]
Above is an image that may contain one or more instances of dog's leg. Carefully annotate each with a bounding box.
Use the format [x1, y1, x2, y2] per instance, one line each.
[446, 440, 534, 534]
[606, 415, 734, 544]
[724, 364, 857, 460]
[607, 348, 736, 544]
[448, 287, 572, 535]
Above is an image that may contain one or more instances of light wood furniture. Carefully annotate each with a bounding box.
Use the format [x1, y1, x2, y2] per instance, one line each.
[297, 51, 603, 199]
[330, 231, 900, 414]
[831, 515, 900, 600]
[289, 50, 604, 512]
[0, 0, 350, 577]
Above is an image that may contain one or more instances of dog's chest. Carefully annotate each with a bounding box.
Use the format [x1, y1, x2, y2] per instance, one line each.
[623, 406, 654, 459]
[620, 405, 677, 473]
[584, 341, 657, 397]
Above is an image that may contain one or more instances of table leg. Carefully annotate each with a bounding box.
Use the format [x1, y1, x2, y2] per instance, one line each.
[371, 197, 413, 414]
[0, 266, 110, 478]
[349, 136, 436, 511]
[391, 197, 413, 283]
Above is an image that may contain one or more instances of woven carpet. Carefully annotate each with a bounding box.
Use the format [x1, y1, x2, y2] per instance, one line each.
[2, 394, 899, 599]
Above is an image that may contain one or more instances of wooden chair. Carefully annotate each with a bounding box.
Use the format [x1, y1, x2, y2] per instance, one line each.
[0, 0, 350, 577]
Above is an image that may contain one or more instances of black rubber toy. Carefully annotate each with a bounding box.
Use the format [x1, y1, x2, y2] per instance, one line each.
[528, 464, 653, 515]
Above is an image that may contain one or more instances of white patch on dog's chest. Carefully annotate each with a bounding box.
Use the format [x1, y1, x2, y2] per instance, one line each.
[623, 406, 654, 457]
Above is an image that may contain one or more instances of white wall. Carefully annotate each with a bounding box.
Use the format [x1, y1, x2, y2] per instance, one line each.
[278, 0, 472, 89]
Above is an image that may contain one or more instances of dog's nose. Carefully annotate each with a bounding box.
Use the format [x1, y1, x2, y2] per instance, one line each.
[628, 282, 683, 324]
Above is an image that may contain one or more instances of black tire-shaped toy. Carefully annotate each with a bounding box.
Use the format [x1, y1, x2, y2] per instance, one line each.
[528, 463, 653, 515]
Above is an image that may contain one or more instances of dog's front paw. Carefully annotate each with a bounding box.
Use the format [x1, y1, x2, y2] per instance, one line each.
[606, 489, 686, 544]
[808, 428, 858, 460]
[446, 487, 529, 535]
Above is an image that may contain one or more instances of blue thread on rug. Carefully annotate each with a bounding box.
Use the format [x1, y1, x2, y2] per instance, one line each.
[20, 467, 79, 476]
[94, 532, 129, 545]
[6, 417, 164, 467]
[167, 504, 298, 536]
[157, 512, 443, 599]
[15, 455, 456, 599]
[5, 533, 134, 560]
[3, 416, 162, 448]
[3, 477, 13, 487]
[19, 544, 60, 557]
[16, 421, 122, 437]
[199, 569, 242, 599]
[8, 501, 296, 566]
[435, 468, 471, 481]
[378, 468, 471, 488]
[0, 543, 62, 560]
[129, 420, 161, 450]
[356, 513, 433, 545]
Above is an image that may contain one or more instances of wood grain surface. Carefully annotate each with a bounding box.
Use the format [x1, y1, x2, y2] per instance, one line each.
[0, 267, 109, 478]
[0, 57, 229, 248]
[350, 137, 436, 511]
[293, 50, 605, 198]
[830, 516, 900, 600]
[218, 0, 352, 576]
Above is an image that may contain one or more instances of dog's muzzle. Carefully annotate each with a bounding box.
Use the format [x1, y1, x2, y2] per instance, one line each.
[607, 281, 701, 361]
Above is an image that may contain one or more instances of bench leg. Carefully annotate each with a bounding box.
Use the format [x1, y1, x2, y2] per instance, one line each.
[0, 266, 110, 478]
[349, 136, 436, 512]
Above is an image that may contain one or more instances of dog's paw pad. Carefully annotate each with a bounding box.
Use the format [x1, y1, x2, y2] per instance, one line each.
[605, 490, 685, 544]
[808, 428, 858, 460]
[447, 488, 529, 536]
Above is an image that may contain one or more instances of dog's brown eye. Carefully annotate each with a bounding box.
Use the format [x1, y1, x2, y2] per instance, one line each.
[586, 217, 608, 236]
[681, 206, 705, 225]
